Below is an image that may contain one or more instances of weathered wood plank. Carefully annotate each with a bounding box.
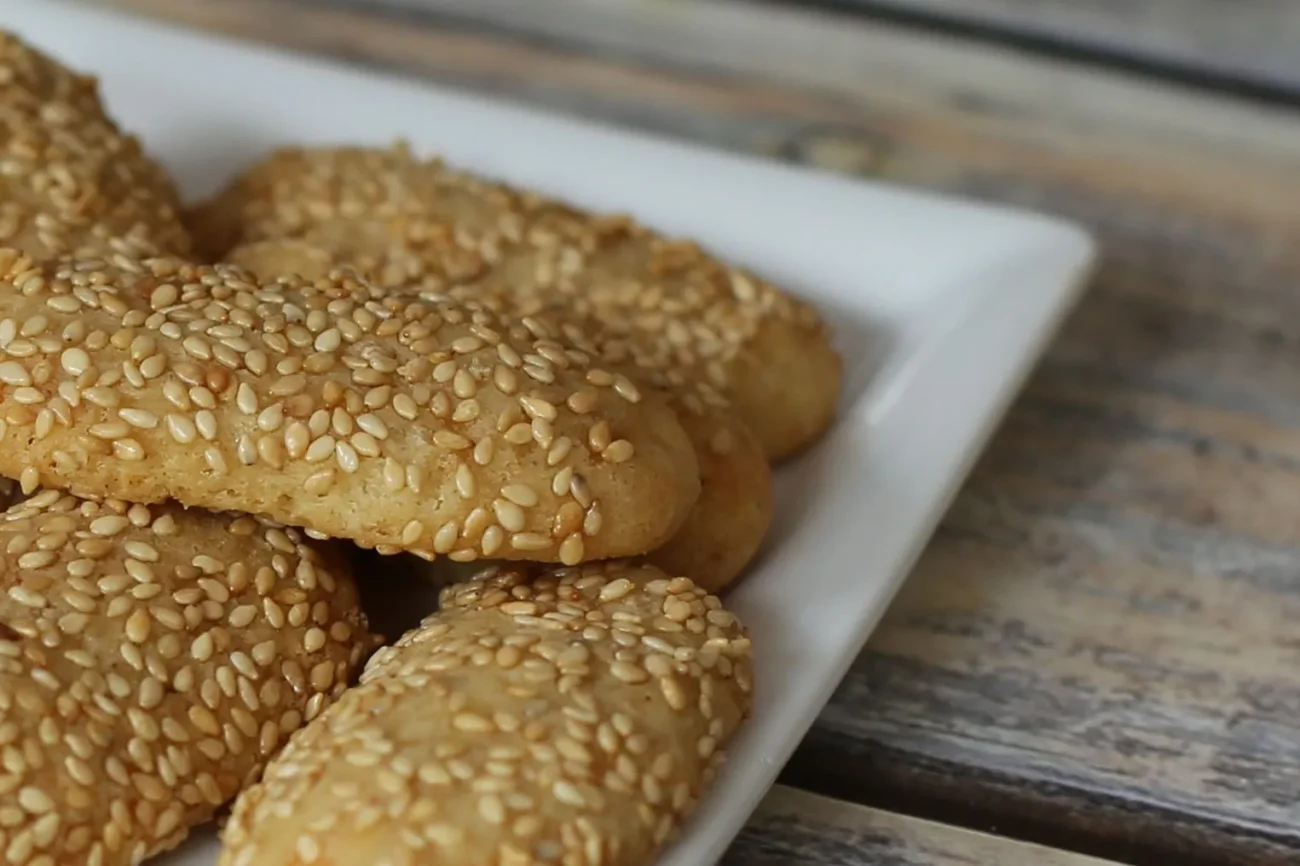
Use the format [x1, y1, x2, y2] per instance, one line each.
[76, 0, 1300, 862]
[323, 0, 1300, 101]
[729, 787, 1126, 865]
[294, 0, 1300, 161]
[88, 0, 1300, 183]
[833, 0, 1300, 94]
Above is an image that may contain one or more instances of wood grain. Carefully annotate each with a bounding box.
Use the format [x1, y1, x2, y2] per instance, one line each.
[729, 787, 1125, 865]
[287, 0, 1300, 162]
[832, 0, 1300, 94]
[74, 0, 1300, 862]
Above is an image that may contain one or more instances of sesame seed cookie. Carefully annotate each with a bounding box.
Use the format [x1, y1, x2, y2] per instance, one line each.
[0, 250, 701, 564]
[642, 406, 772, 591]
[226, 240, 774, 590]
[218, 560, 753, 866]
[523, 297, 775, 589]
[0, 489, 374, 865]
[0, 32, 192, 260]
[189, 143, 841, 460]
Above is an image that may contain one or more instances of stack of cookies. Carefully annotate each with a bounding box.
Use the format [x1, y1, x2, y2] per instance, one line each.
[0, 33, 841, 866]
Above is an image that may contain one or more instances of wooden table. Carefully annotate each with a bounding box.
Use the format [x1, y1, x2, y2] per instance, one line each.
[76, 1, 1300, 863]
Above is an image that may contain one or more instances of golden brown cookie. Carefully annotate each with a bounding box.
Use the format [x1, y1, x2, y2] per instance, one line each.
[191, 143, 840, 460]
[0, 32, 192, 260]
[218, 561, 753, 866]
[642, 407, 772, 591]
[0, 489, 374, 865]
[226, 241, 774, 591]
[0, 250, 701, 564]
[536, 296, 774, 589]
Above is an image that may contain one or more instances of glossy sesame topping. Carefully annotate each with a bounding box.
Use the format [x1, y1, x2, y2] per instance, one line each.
[0, 490, 373, 865]
[218, 561, 752, 866]
[193, 142, 840, 459]
[0, 32, 192, 262]
[0, 252, 701, 563]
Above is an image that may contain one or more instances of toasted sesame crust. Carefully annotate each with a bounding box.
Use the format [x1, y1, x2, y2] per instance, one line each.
[0, 250, 701, 564]
[0, 32, 192, 261]
[190, 143, 841, 460]
[218, 561, 753, 866]
[227, 239, 774, 590]
[0, 489, 373, 865]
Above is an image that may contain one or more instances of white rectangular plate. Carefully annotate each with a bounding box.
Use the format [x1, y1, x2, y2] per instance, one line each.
[1, 2, 1097, 864]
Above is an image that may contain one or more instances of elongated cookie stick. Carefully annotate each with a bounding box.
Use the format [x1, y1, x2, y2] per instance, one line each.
[0, 32, 192, 260]
[190, 144, 841, 461]
[0, 490, 375, 865]
[219, 561, 754, 866]
[0, 251, 701, 564]
[228, 240, 775, 592]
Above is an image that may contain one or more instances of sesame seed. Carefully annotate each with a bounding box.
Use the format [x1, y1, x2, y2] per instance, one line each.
[559, 535, 585, 566]
[302, 436, 333, 464]
[492, 500, 526, 533]
[125, 540, 160, 562]
[122, 607, 153, 642]
[569, 475, 593, 509]
[356, 413, 388, 439]
[335, 441, 360, 473]
[520, 395, 557, 422]
[567, 390, 598, 414]
[501, 484, 538, 508]
[481, 526, 505, 557]
[191, 632, 215, 662]
[236, 383, 259, 415]
[401, 520, 424, 546]
[589, 420, 612, 452]
[114, 438, 146, 461]
[258, 404, 285, 432]
[304, 628, 327, 653]
[392, 394, 418, 420]
[584, 506, 603, 537]
[431, 521, 458, 554]
[119, 408, 159, 429]
[612, 375, 641, 403]
[433, 430, 470, 451]
[610, 661, 650, 684]
[258, 436, 286, 468]
[603, 440, 635, 463]
[0, 361, 31, 386]
[453, 713, 494, 733]
[16, 550, 56, 570]
[510, 533, 550, 552]
[17, 786, 54, 815]
[89, 515, 130, 537]
[195, 410, 218, 441]
[454, 464, 477, 500]
[546, 438, 573, 467]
